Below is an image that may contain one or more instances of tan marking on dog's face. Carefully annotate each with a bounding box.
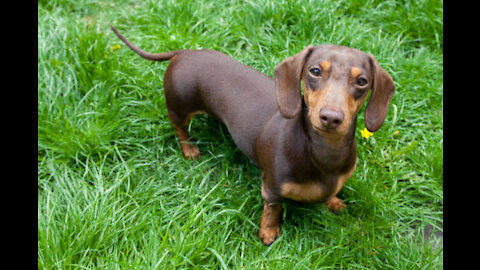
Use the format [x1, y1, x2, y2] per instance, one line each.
[303, 80, 353, 143]
[281, 181, 324, 202]
[302, 61, 371, 141]
[319, 60, 331, 72]
[350, 67, 362, 78]
[354, 91, 369, 114]
[304, 82, 328, 129]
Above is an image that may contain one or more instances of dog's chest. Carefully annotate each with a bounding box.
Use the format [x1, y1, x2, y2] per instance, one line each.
[280, 181, 327, 203]
[280, 163, 355, 203]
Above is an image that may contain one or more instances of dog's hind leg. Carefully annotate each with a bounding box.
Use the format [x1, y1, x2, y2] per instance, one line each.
[167, 109, 204, 160]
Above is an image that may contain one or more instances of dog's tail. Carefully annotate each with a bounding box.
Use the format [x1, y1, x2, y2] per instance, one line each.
[111, 26, 177, 61]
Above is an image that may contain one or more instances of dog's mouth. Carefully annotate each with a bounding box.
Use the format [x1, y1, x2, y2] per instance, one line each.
[312, 125, 338, 135]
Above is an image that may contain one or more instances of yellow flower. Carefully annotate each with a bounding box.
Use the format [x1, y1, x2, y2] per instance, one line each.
[111, 44, 121, 51]
[360, 128, 374, 139]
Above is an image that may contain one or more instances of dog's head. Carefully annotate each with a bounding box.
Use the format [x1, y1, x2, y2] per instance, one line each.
[275, 45, 395, 135]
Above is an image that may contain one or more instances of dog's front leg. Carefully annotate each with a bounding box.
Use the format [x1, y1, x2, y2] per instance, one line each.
[258, 202, 282, 246]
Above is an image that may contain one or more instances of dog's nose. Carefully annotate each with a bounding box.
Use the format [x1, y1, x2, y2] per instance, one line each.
[319, 108, 344, 129]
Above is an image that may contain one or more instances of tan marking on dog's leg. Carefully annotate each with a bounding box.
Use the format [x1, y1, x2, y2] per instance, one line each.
[326, 162, 357, 212]
[168, 110, 206, 160]
[173, 125, 201, 160]
[334, 162, 356, 195]
[259, 202, 282, 246]
[179, 110, 206, 127]
[326, 196, 347, 212]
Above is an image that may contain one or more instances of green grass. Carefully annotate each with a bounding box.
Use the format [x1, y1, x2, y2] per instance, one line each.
[38, 0, 443, 268]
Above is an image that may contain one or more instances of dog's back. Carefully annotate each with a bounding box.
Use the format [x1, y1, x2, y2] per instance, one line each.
[112, 26, 280, 162]
[163, 49, 278, 163]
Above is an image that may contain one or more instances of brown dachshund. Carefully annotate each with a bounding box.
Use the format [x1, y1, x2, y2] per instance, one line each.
[112, 26, 395, 246]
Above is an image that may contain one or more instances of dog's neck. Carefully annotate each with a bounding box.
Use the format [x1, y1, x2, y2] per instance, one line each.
[300, 104, 357, 172]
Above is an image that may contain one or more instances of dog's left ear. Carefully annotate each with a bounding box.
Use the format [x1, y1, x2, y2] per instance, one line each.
[365, 55, 395, 132]
[275, 45, 315, 119]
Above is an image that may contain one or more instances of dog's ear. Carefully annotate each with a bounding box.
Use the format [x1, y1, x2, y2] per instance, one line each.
[275, 45, 314, 118]
[364, 55, 395, 132]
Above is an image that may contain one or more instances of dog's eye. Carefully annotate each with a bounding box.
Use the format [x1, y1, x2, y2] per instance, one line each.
[356, 78, 368, 86]
[309, 67, 321, 77]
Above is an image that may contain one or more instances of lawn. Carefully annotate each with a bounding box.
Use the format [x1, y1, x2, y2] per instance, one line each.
[38, 0, 443, 268]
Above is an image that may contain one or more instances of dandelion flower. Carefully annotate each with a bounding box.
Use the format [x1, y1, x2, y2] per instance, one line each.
[360, 128, 374, 139]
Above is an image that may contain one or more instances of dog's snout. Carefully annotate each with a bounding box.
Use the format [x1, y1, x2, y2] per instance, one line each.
[319, 108, 344, 129]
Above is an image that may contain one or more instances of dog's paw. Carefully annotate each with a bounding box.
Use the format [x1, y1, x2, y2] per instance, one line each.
[259, 225, 281, 246]
[326, 196, 347, 212]
[181, 144, 201, 160]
